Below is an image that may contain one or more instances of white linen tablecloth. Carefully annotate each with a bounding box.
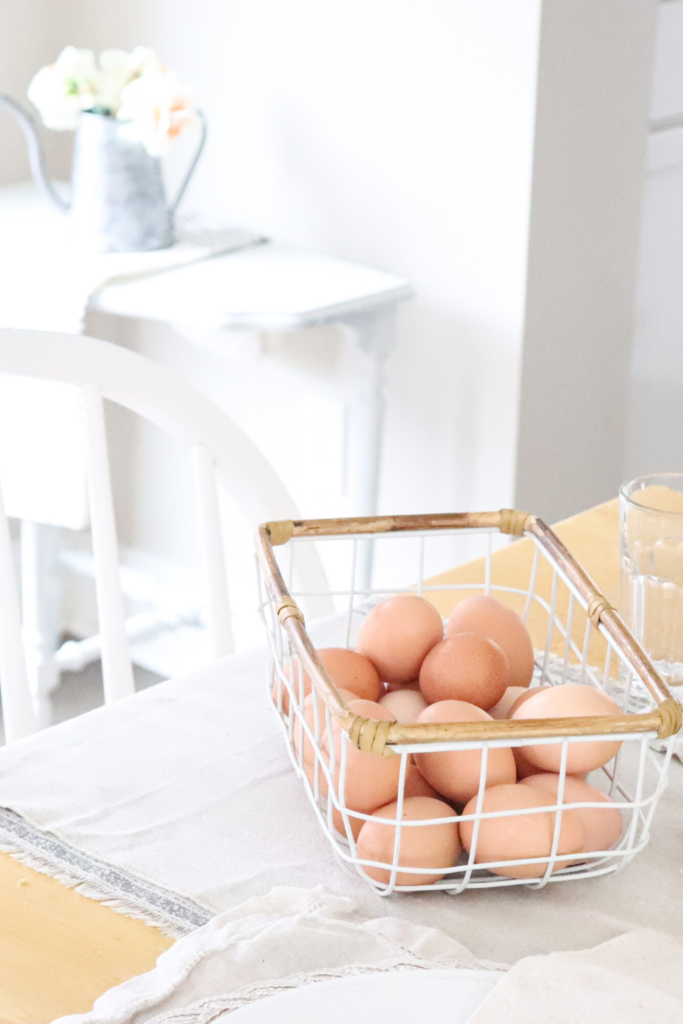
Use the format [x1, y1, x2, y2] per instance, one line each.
[54, 886, 505, 1024]
[51, 887, 682, 1024]
[50, 886, 683, 1024]
[0, 620, 681, 965]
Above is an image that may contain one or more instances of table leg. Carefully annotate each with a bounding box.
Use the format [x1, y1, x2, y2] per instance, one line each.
[340, 306, 397, 592]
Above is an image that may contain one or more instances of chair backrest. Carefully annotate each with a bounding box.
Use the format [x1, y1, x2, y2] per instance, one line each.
[0, 328, 332, 743]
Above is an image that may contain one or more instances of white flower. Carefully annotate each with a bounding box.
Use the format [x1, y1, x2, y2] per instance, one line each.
[97, 47, 161, 114]
[27, 46, 196, 153]
[117, 69, 197, 156]
[28, 46, 101, 129]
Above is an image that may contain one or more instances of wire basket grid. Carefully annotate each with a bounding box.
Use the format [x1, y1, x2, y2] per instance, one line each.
[256, 510, 681, 895]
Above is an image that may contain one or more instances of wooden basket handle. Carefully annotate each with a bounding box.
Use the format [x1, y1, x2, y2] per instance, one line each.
[256, 511, 682, 755]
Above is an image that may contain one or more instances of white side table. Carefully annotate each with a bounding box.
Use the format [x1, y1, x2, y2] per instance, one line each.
[91, 243, 413, 587]
[0, 181, 412, 598]
[0, 185, 412, 720]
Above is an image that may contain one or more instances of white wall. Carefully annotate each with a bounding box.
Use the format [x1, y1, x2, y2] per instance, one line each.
[514, 0, 658, 525]
[67, 0, 542, 593]
[1, 0, 661, 662]
[624, 0, 683, 481]
[0, 0, 78, 184]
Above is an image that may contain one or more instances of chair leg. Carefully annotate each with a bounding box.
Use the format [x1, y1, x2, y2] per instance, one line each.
[20, 520, 61, 728]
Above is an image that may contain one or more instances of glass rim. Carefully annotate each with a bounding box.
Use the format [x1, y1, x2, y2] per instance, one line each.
[620, 472, 683, 517]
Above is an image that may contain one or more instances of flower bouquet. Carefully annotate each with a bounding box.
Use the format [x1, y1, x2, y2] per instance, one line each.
[28, 46, 198, 156]
[0, 46, 206, 251]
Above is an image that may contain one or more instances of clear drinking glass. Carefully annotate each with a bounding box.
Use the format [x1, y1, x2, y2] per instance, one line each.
[620, 472, 683, 706]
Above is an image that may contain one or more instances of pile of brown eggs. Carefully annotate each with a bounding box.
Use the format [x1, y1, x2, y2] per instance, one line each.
[281, 593, 624, 886]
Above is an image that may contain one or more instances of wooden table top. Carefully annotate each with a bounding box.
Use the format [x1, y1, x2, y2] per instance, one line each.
[0, 499, 621, 1023]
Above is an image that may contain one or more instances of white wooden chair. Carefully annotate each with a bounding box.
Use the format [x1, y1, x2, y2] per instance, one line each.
[0, 328, 332, 743]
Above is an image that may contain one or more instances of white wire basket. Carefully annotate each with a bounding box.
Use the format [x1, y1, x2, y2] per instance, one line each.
[256, 510, 682, 895]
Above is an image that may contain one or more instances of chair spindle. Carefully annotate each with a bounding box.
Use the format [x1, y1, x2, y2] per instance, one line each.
[81, 383, 135, 702]
[192, 442, 233, 658]
[0, 481, 37, 740]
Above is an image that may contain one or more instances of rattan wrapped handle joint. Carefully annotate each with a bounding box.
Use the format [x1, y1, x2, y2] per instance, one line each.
[276, 597, 305, 626]
[499, 509, 531, 536]
[265, 520, 295, 546]
[657, 696, 683, 738]
[587, 595, 614, 628]
[348, 715, 395, 757]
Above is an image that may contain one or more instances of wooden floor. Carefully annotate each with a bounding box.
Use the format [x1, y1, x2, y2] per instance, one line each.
[0, 500, 620, 1022]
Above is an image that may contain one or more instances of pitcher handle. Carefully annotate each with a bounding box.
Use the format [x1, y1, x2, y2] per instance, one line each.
[0, 95, 69, 212]
[169, 109, 207, 219]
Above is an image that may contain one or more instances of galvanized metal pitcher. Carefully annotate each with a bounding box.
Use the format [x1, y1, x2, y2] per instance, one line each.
[0, 96, 206, 252]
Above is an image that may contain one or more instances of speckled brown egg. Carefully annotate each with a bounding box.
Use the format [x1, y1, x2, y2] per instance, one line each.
[489, 686, 528, 719]
[460, 783, 585, 878]
[419, 634, 509, 710]
[511, 684, 623, 773]
[446, 595, 534, 687]
[357, 796, 461, 886]
[522, 773, 623, 853]
[357, 596, 444, 684]
[414, 700, 516, 804]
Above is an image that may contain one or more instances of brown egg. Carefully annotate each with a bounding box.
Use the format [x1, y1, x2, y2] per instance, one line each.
[331, 740, 433, 840]
[332, 805, 368, 841]
[331, 742, 435, 841]
[508, 685, 550, 716]
[357, 796, 461, 886]
[522, 774, 623, 853]
[414, 701, 516, 804]
[512, 745, 543, 780]
[379, 688, 428, 722]
[293, 692, 323, 767]
[404, 761, 440, 800]
[446, 595, 534, 687]
[511, 684, 623, 774]
[319, 648, 382, 702]
[489, 686, 528, 719]
[324, 698, 401, 813]
[271, 663, 303, 715]
[460, 783, 585, 878]
[357, 596, 444, 684]
[419, 634, 509, 710]
[508, 688, 559, 779]
[298, 688, 360, 796]
[512, 744, 587, 782]
[276, 648, 381, 713]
